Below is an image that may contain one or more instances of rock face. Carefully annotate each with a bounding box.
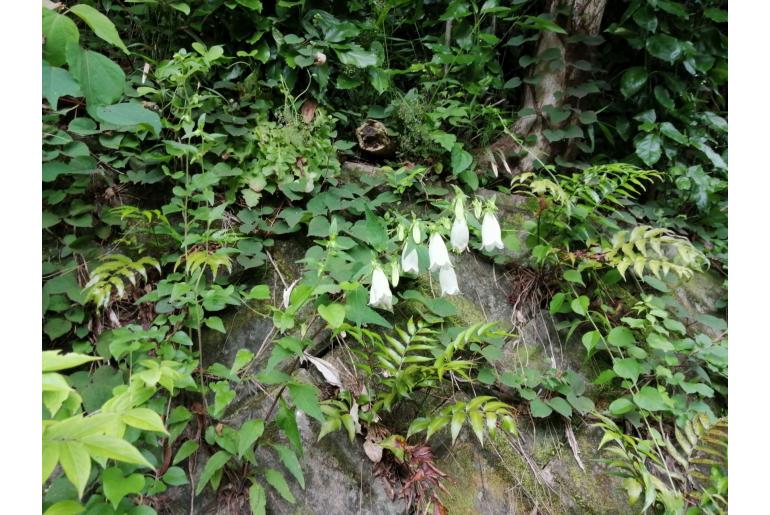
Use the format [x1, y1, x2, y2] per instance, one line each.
[180, 191, 723, 514]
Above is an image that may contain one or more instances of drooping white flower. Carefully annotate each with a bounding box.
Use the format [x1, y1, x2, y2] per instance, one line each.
[450, 215, 469, 253]
[428, 233, 452, 272]
[282, 279, 299, 309]
[481, 213, 504, 252]
[368, 267, 393, 311]
[439, 266, 460, 296]
[401, 244, 419, 274]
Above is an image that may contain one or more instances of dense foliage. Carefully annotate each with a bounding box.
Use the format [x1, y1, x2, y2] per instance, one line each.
[42, 1, 727, 513]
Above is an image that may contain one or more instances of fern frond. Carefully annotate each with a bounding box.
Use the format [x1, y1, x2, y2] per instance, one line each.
[83, 254, 161, 311]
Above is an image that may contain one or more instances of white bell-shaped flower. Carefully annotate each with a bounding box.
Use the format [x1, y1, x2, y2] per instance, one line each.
[428, 233, 452, 272]
[450, 215, 469, 253]
[439, 266, 460, 296]
[368, 267, 393, 311]
[401, 244, 419, 274]
[481, 213, 504, 252]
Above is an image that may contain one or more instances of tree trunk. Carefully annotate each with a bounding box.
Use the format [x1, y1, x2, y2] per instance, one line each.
[481, 0, 608, 176]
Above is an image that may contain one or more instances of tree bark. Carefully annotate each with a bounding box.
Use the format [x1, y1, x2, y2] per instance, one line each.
[481, 0, 608, 176]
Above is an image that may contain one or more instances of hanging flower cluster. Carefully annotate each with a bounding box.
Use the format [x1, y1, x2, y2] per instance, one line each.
[368, 194, 505, 310]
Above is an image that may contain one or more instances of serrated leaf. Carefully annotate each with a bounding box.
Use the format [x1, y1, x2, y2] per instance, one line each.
[265, 468, 296, 503]
[195, 450, 231, 495]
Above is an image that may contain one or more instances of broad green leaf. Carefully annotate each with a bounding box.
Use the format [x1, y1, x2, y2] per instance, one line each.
[287, 382, 324, 422]
[43, 441, 61, 483]
[70, 4, 129, 54]
[633, 386, 670, 412]
[58, 441, 91, 498]
[232, 348, 255, 373]
[570, 296, 589, 316]
[607, 327, 635, 347]
[635, 133, 662, 166]
[646, 34, 683, 63]
[265, 468, 296, 503]
[121, 408, 168, 433]
[450, 409, 465, 444]
[613, 358, 642, 383]
[205, 316, 226, 334]
[195, 450, 231, 495]
[90, 103, 162, 136]
[620, 67, 647, 98]
[161, 466, 189, 486]
[43, 500, 84, 515]
[451, 144, 473, 175]
[335, 45, 378, 68]
[172, 440, 199, 465]
[249, 482, 267, 515]
[42, 64, 82, 109]
[546, 397, 572, 417]
[608, 397, 636, 415]
[66, 46, 125, 106]
[238, 419, 265, 457]
[42, 350, 100, 372]
[530, 398, 553, 418]
[431, 131, 457, 152]
[80, 435, 153, 467]
[317, 303, 346, 329]
[236, 0, 263, 11]
[563, 269, 584, 286]
[659, 122, 688, 145]
[43, 8, 80, 66]
[102, 467, 145, 509]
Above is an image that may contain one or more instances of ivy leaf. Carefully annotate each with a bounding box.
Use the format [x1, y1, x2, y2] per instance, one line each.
[70, 4, 129, 54]
[620, 67, 647, 98]
[287, 382, 324, 422]
[265, 468, 296, 503]
[43, 8, 80, 66]
[317, 303, 346, 329]
[634, 133, 662, 166]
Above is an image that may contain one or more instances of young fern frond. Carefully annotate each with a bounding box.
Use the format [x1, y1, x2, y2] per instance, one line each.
[175, 249, 233, 280]
[558, 163, 662, 214]
[604, 225, 707, 281]
[406, 396, 517, 446]
[83, 254, 161, 311]
[663, 414, 728, 492]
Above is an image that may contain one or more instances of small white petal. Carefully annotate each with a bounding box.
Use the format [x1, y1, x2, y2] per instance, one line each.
[282, 279, 299, 309]
[450, 216, 469, 253]
[401, 245, 419, 274]
[439, 266, 460, 296]
[368, 268, 393, 311]
[428, 233, 452, 272]
[481, 213, 504, 252]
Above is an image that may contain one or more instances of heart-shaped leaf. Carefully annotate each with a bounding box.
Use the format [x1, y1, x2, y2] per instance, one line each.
[102, 467, 145, 509]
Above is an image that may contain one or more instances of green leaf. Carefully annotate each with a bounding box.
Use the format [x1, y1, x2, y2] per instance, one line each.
[522, 15, 567, 34]
[43, 500, 84, 515]
[90, 103, 162, 136]
[236, 0, 263, 10]
[317, 303, 346, 329]
[238, 419, 265, 457]
[646, 34, 683, 63]
[288, 382, 324, 422]
[400, 290, 457, 317]
[647, 333, 674, 352]
[249, 482, 267, 515]
[563, 269, 584, 286]
[265, 468, 296, 503]
[172, 440, 199, 465]
[121, 408, 168, 433]
[620, 67, 647, 98]
[43, 8, 80, 66]
[70, 4, 129, 54]
[195, 451, 231, 495]
[162, 466, 189, 486]
[42, 64, 82, 109]
[570, 296, 589, 316]
[66, 46, 125, 107]
[58, 441, 91, 498]
[613, 358, 642, 383]
[205, 316, 226, 334]
[80, 435, 152, 467]
[659, 122, 688, 145]
[231, 348, 255, 373]
[102, 467, 145, 509]
[608, 397, 636, 415]
[42, 350, 100, 372]
[431, 131, 457, 152]
[45, 317, 72, 340]
[633, 386, 670, 412]
[335, 45, 378, 68]
[635, 133, 662, 166]
[607, 327, 635, 347]
[530, 398, 553, 418]
[245, 284, 270, 300]
[546, 397, 572, 417]
[273, 444, 305, 489]
[451, 144, 473, 175]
